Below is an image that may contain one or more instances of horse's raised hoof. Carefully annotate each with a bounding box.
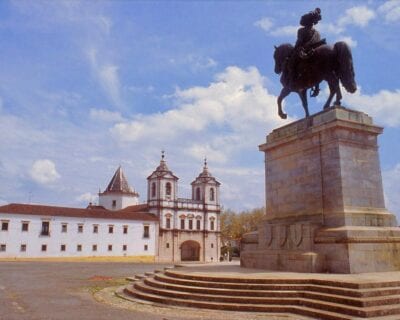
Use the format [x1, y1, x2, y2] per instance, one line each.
[279, 113, 287, 119]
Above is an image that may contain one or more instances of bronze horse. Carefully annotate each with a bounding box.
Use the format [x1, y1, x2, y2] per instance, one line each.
[273, 41, 357, 119]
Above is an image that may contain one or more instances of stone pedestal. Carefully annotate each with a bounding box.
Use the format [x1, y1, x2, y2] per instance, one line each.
[241, 107, 400, 273]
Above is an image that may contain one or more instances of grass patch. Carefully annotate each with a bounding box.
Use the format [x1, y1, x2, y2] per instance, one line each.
[85, 277, 129, 295]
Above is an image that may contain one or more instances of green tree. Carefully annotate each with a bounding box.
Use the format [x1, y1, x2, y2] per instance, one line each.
[220, 207, 265, 242]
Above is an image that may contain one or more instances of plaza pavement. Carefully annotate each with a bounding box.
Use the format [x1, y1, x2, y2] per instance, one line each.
[0, 261, 310, 320]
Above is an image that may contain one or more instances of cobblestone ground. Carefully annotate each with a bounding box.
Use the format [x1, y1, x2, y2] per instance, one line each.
[0, 262, 310, 320]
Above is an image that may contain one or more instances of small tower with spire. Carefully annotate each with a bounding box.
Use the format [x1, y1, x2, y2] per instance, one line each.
[147, 151, 179, 210]
[98, 166, 139, 210]
[191, 158, 220, 205]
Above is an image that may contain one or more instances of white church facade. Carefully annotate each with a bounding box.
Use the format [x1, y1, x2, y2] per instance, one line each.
[0, 154, 221, 262]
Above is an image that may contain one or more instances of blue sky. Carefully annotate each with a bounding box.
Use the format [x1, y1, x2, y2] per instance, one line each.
[0, 1, 400, 218]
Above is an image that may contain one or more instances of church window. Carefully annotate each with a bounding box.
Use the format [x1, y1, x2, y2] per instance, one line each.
[78, 224, 83, 233]
[210, 188, 215, 201]
[41, 244, 47, 252]
[20, 244, 27, 252]
[92, 245, 97, 252]
[109, 225, 114, 234]
[166, 243, 170, 248]
[61, 223, 67, 233]
[123, 244, 127, 251]
[166, 182, 172, 196]
[189, 219, 193, 230]
[180, 219, 185, 230]
[166, 217, 171, 229]
[151, 183, 156, 197]
[196, 187, 201, 201]
[93, 225, 98, 233]
[41, 221, 50, 236]
[0, 244, 6, 252]
[60, 244, 66, 252]
[211, 243, 214, 248]
[1, 221, 9, 231]
[210, 219, 215, 231]
[123, 225, 128, 234]
[21, 222, 29, 232]
[108, 244, 112, 251]
[112, 200, 117, 208]
[196, 219, 201, 230]
[77, 244, 82, 252]
[143, 225, 150, 238]
[144, 244, 148, 251]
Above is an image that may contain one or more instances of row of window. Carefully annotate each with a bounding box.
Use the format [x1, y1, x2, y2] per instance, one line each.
[165, 217, 215, 230]
[0, 243, 149, 252]
[1, 221, 150, 238]
[163, 243, 214, 249]
[150, 182, 216, 201]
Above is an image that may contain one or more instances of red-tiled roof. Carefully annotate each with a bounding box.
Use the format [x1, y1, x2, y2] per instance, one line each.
[0, 203, 158, 221]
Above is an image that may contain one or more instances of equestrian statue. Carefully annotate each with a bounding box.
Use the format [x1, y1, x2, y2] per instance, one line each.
[273, 8, 357, 119]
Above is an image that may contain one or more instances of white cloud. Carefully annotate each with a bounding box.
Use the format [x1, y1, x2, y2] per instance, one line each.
[87, 48, 123, 109]
[76, 192, 97, 204]
[0, 199, 8, 206]
[254, 17, 274, 32]
[30, 159, 61, 184]
[184, 144, 228, 164]
[343, 88, 400, 127]
[318, 22, 344, 35]
[269, 25, 298, 37]
[89, 108, 123, 122]
[169, 54, 218, 71]
[378, 0, 400, 23]
[112, 66, 285, 144]
[336, 36, 358, 48]
[338, 6, 376, 28]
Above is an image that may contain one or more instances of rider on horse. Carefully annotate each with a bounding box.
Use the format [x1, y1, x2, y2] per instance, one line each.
[286, 8, 326, 97]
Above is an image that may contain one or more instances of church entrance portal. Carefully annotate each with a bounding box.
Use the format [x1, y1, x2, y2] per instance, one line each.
[181, 240, 200, 261]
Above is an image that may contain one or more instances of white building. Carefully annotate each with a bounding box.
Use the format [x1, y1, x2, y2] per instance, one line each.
[0, 153, 221, 262]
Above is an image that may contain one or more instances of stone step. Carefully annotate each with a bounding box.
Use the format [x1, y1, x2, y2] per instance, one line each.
[134, 274, 146, 280]
[154, 273, 400, 299]
[163, 266, 174, 271]
[164, 270, 400, 290]
[124, 286, 354, 320]
[125, 276, 138, 282]
[132, 281, 400, 318]
[144, 276, 400, 308]
[144, 272, 154, 276]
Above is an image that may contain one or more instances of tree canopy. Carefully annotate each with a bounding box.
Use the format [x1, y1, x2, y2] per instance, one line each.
[220, 207, 265, 241]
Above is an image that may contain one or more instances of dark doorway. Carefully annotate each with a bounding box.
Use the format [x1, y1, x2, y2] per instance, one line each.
[180, 240, 200, 261]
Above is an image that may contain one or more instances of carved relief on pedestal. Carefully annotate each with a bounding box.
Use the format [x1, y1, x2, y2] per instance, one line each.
[278, 225, 288, 247]
[291, 224, 304, 247]
[265, 224, 273, 247]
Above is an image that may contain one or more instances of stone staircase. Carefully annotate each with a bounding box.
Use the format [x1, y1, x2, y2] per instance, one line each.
[123, 268, 400, 320]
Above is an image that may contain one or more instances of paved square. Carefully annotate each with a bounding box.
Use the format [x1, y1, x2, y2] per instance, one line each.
[0, 262, 306, 320]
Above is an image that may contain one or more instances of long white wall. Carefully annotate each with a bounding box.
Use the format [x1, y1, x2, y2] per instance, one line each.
[0, 213, 156, 258]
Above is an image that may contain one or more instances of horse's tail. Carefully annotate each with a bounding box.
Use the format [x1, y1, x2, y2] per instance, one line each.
[334, 41, 357, 93]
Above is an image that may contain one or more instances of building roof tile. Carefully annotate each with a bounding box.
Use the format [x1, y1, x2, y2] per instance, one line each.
[0, 203, 158, 221]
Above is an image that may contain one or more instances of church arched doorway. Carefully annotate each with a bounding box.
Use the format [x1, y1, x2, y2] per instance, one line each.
[180, 240, 200, 261]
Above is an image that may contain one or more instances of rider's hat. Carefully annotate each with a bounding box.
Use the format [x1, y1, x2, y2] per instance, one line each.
[300, 8, 322, 27]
